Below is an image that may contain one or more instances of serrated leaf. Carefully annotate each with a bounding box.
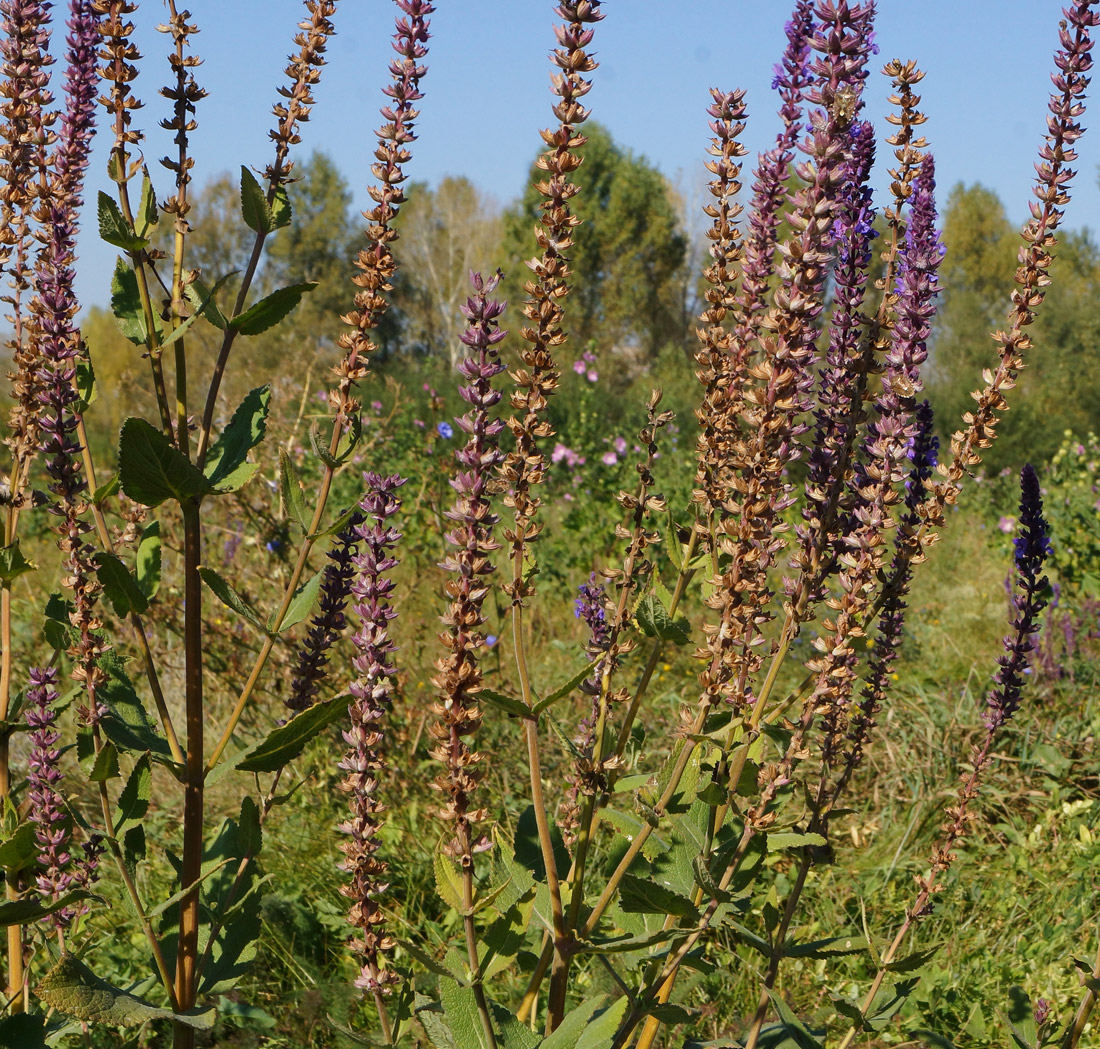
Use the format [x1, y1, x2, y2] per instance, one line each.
[884, 942, 941, 973]
[619, 873, 698, 918]
[231, 695, 349, 774]
[0, 821, 38, 874]
[480, 689, 532, 719]
[198, 567, 268, 634]
[240, 166, 275, 234]
[311, 503, 359, 540]
[229, 283, 316, 336]
[36, 954, 214, 1028]
[89, 742, 120, 783]
[98, 191, 147, 251]
[786, 935, 867, 959]
[577, 927, 684, 955]
[634, 592, 691, 645]
[136, 172, 158, 238]
[0, 540, 35, 585]
[271, 185, 291, 228]
[278, 450, 309, 533]
[271, 568, 322, 633]
[1004, 986, 1038, 1049]
[433, 839, 465, 914]
[93, 553, 148, 616]
[184, 273, 230, 330]
[136, 521, 161, 601]
[204, 386, 270, 491]
[114, 753, 151, 833]
[119, 418, 210, 507]
[534, 659, 595, 715]
[111, 259, 147, 345]
[766, 831, 828, 852]
[99, 662, 176, 769]
[439, 984, 494, 1049]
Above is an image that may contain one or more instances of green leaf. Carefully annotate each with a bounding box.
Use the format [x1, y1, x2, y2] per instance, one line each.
[763, 991, 825, 1049]
[884, 942, 941, 973]
[278, 450, 309, 533]
[575, 997, 629, 1049]
[231, 696, 350, 774]
[540, 996, 609, 1049]
[218, 996, 276, 1030]
[43, 593, 75, 650]
[119, 417, 210, 507]
[271, 569, 323, 633]
[145, 857, 235, 919]
[0, 540, 35, 585]
[0, 1013, 47, 1049]
[634, 592, 691, 645]
[99, 662, 177, 769]
[534, 659, 595, 715]
[198, 567, 269, 635]
[433, 838, 465, 914]
[271, 185, 292, 228]
[0, 822, 38, 874]
[785, 935, 867, 959]
[98, 191, 147, 251]
[75, 357, 96, 411]
[93, 553, 148, 616]
[238, 796, 262, 858]
[111, 259, 147, 345]
[240, 166, 275, 234]
[184, 274, 230, 330]
[766, 831, 827, 852]
[0, 891, 89, 927]
[440, 983, 495, 1049]
[114, 753, 151, 833]
[229, 283, 316, 336]
[311, 504, 359, 540]
[1004, 985, 1038, 1049]
[577, 927, 684, 955]
[204, 386, 271, 491]
[480, 689, 532, 720]
[415, 997, 457, 1049]
[619, 873, 698, 918]
[136, 521, 161, 601]
[136, 171, 158, 238]
[515, 804, 570, 882]
[36, 954, 214, 1028]
[92, 474, 121, 505]
[158, 303, 207, 350]
[89, 742, 120, 783]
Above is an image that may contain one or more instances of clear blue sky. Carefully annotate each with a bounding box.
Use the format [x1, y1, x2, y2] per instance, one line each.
[72, 0, 1100, 309]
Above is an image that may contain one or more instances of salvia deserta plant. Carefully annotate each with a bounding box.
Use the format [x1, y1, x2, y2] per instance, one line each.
[0, 0, 1091, 1047]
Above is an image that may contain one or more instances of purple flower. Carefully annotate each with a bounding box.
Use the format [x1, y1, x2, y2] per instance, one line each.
[573, 359, 586, 375]
[613, 437, 627, 454]
[998, 516, 1015, 534]
[601, 451, 618, 466]
[485, 634, 498, 648]
[436, 421, 453, 439]
[413, 418, 425, 429]
[586, 369, 598, 383]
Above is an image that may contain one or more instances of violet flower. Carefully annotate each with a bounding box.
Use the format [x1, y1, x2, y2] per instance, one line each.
[431, 271, 507, 861]
[287, 510, 365, 712]
[340, 474, 405, 996]
[25, 667, 75, 927]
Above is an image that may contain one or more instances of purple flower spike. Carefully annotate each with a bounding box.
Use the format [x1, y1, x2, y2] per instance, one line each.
[341, 473, 406, 997]
[985, 464, 1051, 730]
[25, 666, 77, 927]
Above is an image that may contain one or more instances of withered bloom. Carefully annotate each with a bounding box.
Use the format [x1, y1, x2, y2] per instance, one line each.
[431, 271, 507, 864]
[340, 474, 404, 996]
[335, 0, 433, 426]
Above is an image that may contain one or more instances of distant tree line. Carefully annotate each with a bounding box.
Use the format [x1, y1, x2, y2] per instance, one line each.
[76, 135, 1100, 469]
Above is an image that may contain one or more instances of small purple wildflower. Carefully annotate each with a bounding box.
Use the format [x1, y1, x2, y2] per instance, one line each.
[573, 359, 586, 375]
[436, 421, 453, 439]
[601, 451, 618, 466]
[586, 369, 598, 383]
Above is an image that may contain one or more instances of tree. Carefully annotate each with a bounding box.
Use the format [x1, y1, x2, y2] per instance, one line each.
[390, 176, 502, 364]
[501, 122, 687, 361]
[928, 181, 1100, 470]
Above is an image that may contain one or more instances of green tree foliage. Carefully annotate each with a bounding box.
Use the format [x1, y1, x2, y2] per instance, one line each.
[501, 122, 687, 361]
[390, 176, 502, 364]
[929, 182, 1100, 470]
[262, 150, 360, 342]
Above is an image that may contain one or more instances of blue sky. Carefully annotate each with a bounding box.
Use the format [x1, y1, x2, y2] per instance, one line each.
[72, 0, 1100, 308]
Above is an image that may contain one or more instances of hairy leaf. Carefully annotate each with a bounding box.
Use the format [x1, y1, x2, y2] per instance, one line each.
[205, 386, 271, 491]
[93, 553, 148, 616]
[198, 567, 268, 634]
[231, 696, 349, 774]
[136, 521, 162, 600]
[229, 283, 316, 336]
[97, 191, 148, 252]
[119, 418, 210, 507]
[240, 166, 275, 234]
[0, 541, 35, 585]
